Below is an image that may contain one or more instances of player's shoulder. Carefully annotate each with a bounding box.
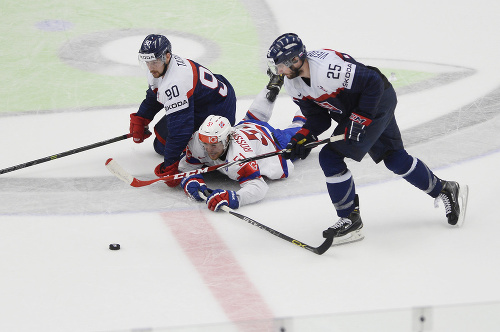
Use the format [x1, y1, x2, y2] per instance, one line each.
[163, 54, 195, 86]
[234, 120, 260, 131]
[230, 128, 256, 154]
[283, 77, 304, 99]
[186, 132, 205, 154]
[147, 73, 159, 90]
[307, 49, 346, 69]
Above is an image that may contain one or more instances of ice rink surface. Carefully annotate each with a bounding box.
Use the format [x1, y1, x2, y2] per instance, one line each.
[1, 0, 500, 331]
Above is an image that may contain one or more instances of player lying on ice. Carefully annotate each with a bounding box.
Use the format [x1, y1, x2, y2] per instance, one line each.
[165, 88, 306, 212]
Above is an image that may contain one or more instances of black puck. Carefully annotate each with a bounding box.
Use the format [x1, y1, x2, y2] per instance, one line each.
[109, 243, 120, 250]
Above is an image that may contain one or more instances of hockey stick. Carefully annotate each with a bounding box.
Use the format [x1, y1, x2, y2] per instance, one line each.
[106, 134, 345, 187]
[199, 190, 334, 255]
[1, 133, 132, 175]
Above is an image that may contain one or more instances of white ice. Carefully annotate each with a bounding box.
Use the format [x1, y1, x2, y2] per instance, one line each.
[1, 0, 500, 331]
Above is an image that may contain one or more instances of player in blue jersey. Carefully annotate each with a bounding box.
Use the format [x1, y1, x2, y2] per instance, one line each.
[129, 34, 237, 187]
[267, 33, 469, 245]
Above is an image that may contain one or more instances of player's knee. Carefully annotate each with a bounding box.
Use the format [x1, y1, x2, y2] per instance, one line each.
[383, 149, 413, 175]
[319, 146, 347, 177]
[153, 138, 164, 156]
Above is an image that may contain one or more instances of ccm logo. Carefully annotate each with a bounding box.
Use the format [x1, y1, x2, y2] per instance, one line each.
[349, 113, 372, 125]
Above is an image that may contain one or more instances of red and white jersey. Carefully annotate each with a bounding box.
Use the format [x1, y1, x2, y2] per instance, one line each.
[179, 120, 294, 206]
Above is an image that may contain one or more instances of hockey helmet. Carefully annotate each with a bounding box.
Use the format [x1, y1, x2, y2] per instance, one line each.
[267, 33, 307, 74]
[138, 34, 172, 63]
[198, 115, 233, 150]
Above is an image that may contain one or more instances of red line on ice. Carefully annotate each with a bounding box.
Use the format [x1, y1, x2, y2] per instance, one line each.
[162, 210, 274, 331]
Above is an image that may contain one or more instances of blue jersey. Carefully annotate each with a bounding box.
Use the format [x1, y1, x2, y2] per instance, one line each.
[136, 55, 236, 165]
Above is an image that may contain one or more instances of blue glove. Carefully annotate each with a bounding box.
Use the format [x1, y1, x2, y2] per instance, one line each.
[181, 175, 208, 202]
[345, 112, 372, 143]
[282, 128, 317, 160]
[206, 189, 239, 211]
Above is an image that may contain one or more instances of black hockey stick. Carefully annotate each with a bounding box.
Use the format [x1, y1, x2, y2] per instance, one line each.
[200, 191, 334, 255]
[106, 134, 345, 187]
[1, 133, 132, 175]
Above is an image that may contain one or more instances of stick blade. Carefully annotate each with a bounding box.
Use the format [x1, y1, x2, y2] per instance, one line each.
[313, 235, 334, 255]
[105, 158, 134, 185]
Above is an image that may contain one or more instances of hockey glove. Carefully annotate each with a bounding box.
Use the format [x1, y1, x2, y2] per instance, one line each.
[154, 161, 182, 187]
[282, 128, 317, 160]
[181, 174, 208, 202]
[130, 113, 152, 143]
[345, 112, 372, 143]
[206, 189, 240, 211]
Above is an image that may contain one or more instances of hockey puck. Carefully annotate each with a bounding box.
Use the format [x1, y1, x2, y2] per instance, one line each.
[109, 243, 120, 250]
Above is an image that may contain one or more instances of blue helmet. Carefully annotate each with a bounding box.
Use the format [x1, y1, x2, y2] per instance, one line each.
[138, 34, 172, 62]
[267, 33, 307, 71]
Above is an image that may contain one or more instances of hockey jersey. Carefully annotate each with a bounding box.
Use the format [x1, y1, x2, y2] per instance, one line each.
[284, 49, 389, 137]
[179, 120, 294, 207]
[136, 54, 236, 165]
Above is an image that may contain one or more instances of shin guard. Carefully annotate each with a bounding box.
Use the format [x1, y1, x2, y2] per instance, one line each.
[384, 150, 442, 198]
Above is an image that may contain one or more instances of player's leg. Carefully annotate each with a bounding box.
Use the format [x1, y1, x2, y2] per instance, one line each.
[383, 149, 468, 225]
[153, 115, 168, 155]
[271, 110, 307, 149]
[242, 88, 277, 122]
[376, 114, 468, 226]
[319, 146, 364, 245]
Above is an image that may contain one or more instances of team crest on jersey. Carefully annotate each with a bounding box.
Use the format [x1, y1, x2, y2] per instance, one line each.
[314, 101, 342, 114]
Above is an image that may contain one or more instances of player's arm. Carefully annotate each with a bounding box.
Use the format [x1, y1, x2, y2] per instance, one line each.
[294, 99, 332, 137]
[129, 88, 164, 143]
[233, 160, 268, 206]
[153, 103, 195, 188]
[136, 87, 164, 119]
[348, 64, 386, 117]
[236, 177, 269, 206]
[205, 160, 267, 211]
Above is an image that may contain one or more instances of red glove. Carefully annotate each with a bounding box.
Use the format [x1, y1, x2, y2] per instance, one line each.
[129, 113, 152, 143]
[154, 161, 182, 187]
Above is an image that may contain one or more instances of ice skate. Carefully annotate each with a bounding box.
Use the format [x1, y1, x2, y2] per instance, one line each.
[323, 195, 364, 246]
[435, 180, 469, 227]
[265, 68, 284, 102]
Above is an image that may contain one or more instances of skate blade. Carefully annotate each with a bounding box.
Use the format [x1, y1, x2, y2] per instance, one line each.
[332, 229, 364, 246]
[455, 184, 469, 227]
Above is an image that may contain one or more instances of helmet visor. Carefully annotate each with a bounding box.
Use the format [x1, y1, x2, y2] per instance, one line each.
[267, 57, 298, 75]
[138, 53, 166, 69]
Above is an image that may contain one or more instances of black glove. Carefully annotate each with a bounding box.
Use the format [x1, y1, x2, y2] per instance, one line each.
[282, 128, 318, 160]
[345, 112, 372, 143]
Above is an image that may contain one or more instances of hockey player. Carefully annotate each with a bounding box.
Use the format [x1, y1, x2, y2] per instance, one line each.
[129, 34, 237, 187]
[177, 89, 305, 212]
[267, 33, 468, 245]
